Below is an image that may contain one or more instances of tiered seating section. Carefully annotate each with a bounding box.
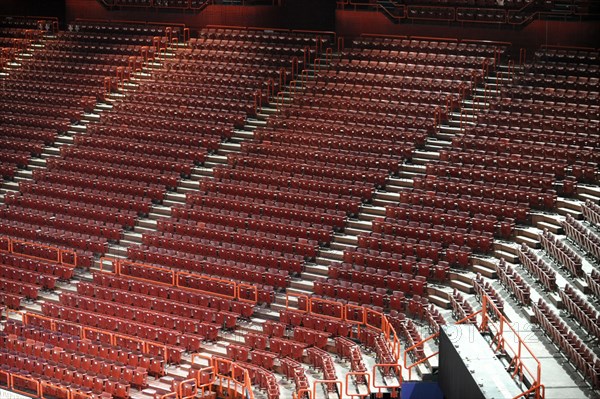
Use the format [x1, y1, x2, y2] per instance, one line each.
[309, 36, 507, 316]
[340, 0, 595, 25]
[124, 28, 331, 302]
[0, 22, 179, 268]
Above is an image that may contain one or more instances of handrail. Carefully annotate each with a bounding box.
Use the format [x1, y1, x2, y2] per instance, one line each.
[402, 293, 544, 399]
[345, 372, 370, 397]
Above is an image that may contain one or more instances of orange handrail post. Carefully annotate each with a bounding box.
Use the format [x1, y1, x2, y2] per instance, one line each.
[237, 282, 258, 304]
[285, 292, 309, 312]
[10, 374, 40, 398]
[345, 372, 371, 397]
[312, 380, 341, 399]
[337, 36, 344, 53]
[372, 364, 401, 397]
[292, 56, 299, 77]
[519, 48, 526, 66]
[41, 380, 72, 399]
[293, 388, 312, 399]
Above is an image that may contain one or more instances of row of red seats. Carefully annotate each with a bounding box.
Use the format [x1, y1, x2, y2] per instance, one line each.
[473, 273, 504, 313]
[55, 31, 155, 46]
[517, 243, 557, 292]
[396, 316, 426, 361]
[356, 232, 443, 264]
[252, 128, 415, 159]
[150, 70, 276, 92]
[141, 233, 292, 288]
[344, 243, 470, 270]
[526, 61, 599, 78]
[586, 270, 600, 300]
[562, 214, 600, 262]
[172, 50, 302, 72]
[514, 73, 599, 91]
[0, 207, 122, 241]
[453, 135, 600, 164]
[280, 357, 309, 392]
[0, 101, 82, 122]
[0, 262, 57, 289]
[496, 259, 531, 306]
[539, 229, 583, 278]
[331, 257, 450, 283]
[427, 162, 557, 191]
[199, 178, 357, 215]
[4, 319, 164, 376]
[75, 133, 208, 164]
[266, 118, 428, 146]
[478, 108, 599, 134]
[33, 169, 166, 202]
[107, 102, 246, 128]
[311, 72, 471, 96]
[278, 114, 434, 139]
[440, 148, 570, 180]
[385, 202, 502, 236]
[0, 221, 96, 266]
[20, 181, 152, 216]
[0, 348, 121, 398]
[7, 70, 116, 92]
[351, 36, 503, 56]
[228, 154, 390, 186]
[334, 336, 368, 383]
[306, 347, 337, 389]
[115, 92, 257, 117]
[20, 60, 125, 78]
[136, 234, 304, 274]
[583, 200, 600, 227]
[155, 219, 318, 258]
[559, 285, 600, 339]
[41, 302, 193, 363]
[122, 246, 277, 304]
[399, 188, 528, 223]
[534, 47, 599, 63]
[70, 21, 169, 36]
[191, 39, 312, 58]
[197, 28, 326, 46]
[43, 41, 152, 57]
[372, 217, 493, 253]
[63, 146, 193, 177]
[450, 289, 477, 323]
[92, 272, 255, 318]
[500, 85, 599, 106]
[0, 137, 43, 156]
[216, 163, 375, 202]
[488, 98, 597, 120]
[0, 291, 22, 309]
[52, 152, 179, 189]
[1, 332, 145, 389]
[5, 242, 75, 277]
[413, 175, 555, 211]
[0, 123, 57, 145]
[339, 48, 493, 69]
[135, 80, 265, 104]
[36, 50, 134, 66]
[279, 309, 353, 338]
[172, 204, 332, 244]
[0, 89, 96, 113]
[533, 298, 599, 388]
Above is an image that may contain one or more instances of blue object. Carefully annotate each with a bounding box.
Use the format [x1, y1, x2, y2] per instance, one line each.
[401, 381, 444, 399]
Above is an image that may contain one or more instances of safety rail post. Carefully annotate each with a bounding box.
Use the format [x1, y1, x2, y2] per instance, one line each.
[303, 45, 311, 67]
[325, 47, 333, 64]
[403, 333, 439, 380]
[372, 364, 401, 397]
[496, 71, 502, 94]
[507, 59, 514, 80]
[0, 235, 10, 252]
[519, 48, 526, 66]
[0, 370, 10, 389]
[279, 67, 286, 92]
[292, 56, 299, 78]
[183, 27, 190, 43]
[286, 292, 309, 312]
[309, 297, 344, 320]
[337, 36, 344, 53]
[158, 393, 177, 399]
[345, 372, 370, 397]
[237, 282, 258, 304]
[99, 256, 119, 273]
[177, 378, 197, 399]
[293, 388, 312, 399]
[313, 380, 341, 399]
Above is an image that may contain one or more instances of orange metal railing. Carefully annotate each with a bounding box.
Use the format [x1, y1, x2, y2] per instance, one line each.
[403, 294, 545, 399]
[0, 236, 77, 267]
[101, 256, 257, 304]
